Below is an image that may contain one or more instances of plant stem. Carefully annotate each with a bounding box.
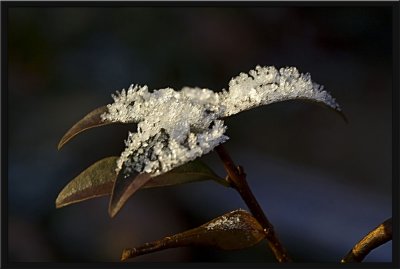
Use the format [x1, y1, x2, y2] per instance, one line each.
[215, 145, 291, 262]
[341, 217, 392, 263]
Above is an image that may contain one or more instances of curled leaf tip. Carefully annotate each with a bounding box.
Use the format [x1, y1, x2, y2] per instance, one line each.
[57, 105, 111, 150]
[108, 207, 118, 218]
[57, 141, 63, 151]
[55, 156, 118, 209]
[108, 170, 152, 218]
[55, 198, 62, 209]
[340, 111, 349, 124]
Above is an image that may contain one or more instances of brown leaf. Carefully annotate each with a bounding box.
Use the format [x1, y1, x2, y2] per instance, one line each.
[121, 209, 266, 261]
[55, 158, 228, 210]
[108, 167, 152, 218]
[55, 156, 118, 208]
[108, 160, 228, 217]
[58, 106, 113, 150]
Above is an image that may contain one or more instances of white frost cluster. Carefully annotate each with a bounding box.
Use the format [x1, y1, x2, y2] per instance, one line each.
[205, 209, 247, 231]
[220, 66, 340, 116]
[101, 65, 340, 176]
[101, 85, 228, 176]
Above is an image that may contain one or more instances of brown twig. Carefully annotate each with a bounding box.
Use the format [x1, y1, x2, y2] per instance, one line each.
[215, 145, 292, 262]
[341, 217, 392, 263]
[121, 242, 166, 261]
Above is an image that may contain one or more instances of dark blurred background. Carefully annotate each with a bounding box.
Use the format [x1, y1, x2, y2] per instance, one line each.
[6, 4, 393, 263]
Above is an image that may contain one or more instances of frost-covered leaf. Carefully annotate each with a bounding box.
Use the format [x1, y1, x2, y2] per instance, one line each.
[221, 66, 342, 117]
[121, 209, 265, 261]
[100, 65, 343, 179]
[55, 156, 118, 208]
[56, 157, 228, 209]
[103, 88, 228, 177]
[57, 65, 343, 213]
[58, 106, 114, 150]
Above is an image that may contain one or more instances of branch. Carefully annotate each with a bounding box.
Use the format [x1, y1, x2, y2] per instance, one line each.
[341, 217, 392, 263]
[214, 145, 292, 262]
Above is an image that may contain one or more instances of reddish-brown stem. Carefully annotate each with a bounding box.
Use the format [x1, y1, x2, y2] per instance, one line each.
[215, 145, 292, 262]
[341, 218, 392, 263]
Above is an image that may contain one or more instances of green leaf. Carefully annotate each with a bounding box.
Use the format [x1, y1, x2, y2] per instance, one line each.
[55, 156, 118, 208]
[108, 167, 152, 218]
[121, 209, 266, 261]
[55, 157, 228, 209]
[58, 106, 113, 150]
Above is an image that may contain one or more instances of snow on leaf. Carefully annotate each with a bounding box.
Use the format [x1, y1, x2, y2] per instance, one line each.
[220, 66, 341, 117]
[100, 65, 342, 178]
[102, 87, 228, 177]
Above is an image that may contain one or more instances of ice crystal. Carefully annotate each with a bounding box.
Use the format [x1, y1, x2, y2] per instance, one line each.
[221, 66, 340, 116]
[101, 85, 228, 176]
[101, 65, 340, 176]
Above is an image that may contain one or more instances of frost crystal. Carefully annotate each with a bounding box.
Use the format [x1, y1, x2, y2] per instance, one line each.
[101, 85, 228, 176]
[101, 66, 340, 176]
[205, 209, 247, 231]
[220, 66, 340, 116]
